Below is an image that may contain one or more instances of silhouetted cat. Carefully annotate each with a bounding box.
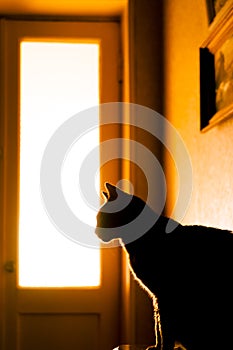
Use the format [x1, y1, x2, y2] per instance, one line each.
[96, 183, 233, 350]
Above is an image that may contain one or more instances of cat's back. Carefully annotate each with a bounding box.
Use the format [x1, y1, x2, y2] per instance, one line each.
[171, 224, 233, 266]
[164, 224, 233, 274]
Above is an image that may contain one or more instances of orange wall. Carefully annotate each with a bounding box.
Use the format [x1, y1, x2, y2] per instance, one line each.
[164, 0, 233, 231]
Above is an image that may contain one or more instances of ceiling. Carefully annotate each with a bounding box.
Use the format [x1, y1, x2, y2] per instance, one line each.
[0, 0, 126, 17]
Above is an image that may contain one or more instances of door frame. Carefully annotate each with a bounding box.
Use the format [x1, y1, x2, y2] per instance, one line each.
[0, 18, 129, 350]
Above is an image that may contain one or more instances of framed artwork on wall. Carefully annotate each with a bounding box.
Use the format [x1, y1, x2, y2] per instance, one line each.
[206, 0, 230, 24]
[206, 0, 216, 24]
[200, 0, 233, 131]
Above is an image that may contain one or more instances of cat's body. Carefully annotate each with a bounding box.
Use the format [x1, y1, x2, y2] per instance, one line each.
[96, 183, 233, 350]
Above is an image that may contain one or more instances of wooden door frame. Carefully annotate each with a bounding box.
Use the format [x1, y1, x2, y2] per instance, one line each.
[0, 1, 163, 346]
[0, 17, 130, 350]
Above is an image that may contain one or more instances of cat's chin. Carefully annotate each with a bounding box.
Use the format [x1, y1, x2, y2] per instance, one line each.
[98, 237, 111, 244]
[95, 229, 123, 247]
[95, 228, 113, 243]
[95, 226, 121, 243]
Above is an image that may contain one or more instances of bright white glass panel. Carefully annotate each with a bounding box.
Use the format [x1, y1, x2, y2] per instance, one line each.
[19, 42, 100, 287]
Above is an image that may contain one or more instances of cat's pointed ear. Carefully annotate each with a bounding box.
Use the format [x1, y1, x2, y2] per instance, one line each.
[102, 191, 108, 201]
[105, 182, 118, 201]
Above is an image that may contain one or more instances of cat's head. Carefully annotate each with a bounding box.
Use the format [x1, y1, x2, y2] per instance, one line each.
[95, 182, 146, 244]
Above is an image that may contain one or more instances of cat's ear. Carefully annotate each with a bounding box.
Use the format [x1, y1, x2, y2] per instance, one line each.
[105, 182, 118, 201]
[102, 191, 108, 201]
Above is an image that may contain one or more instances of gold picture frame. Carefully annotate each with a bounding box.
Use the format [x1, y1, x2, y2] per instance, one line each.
[206, 0, 230, 24]
[200, 0, 233, 131]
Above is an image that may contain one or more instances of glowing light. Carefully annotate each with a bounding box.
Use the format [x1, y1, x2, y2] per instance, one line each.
[19, 41, 100, 287]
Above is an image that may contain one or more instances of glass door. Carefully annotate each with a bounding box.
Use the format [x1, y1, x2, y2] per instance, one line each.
[19, 41, 100, 288]
[1, 19, 121, 350]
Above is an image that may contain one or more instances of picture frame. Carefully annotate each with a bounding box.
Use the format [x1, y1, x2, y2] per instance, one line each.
[205, 0, 216, 24]
[200, 0, 233, 131]
[205, 0, 230, 24]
